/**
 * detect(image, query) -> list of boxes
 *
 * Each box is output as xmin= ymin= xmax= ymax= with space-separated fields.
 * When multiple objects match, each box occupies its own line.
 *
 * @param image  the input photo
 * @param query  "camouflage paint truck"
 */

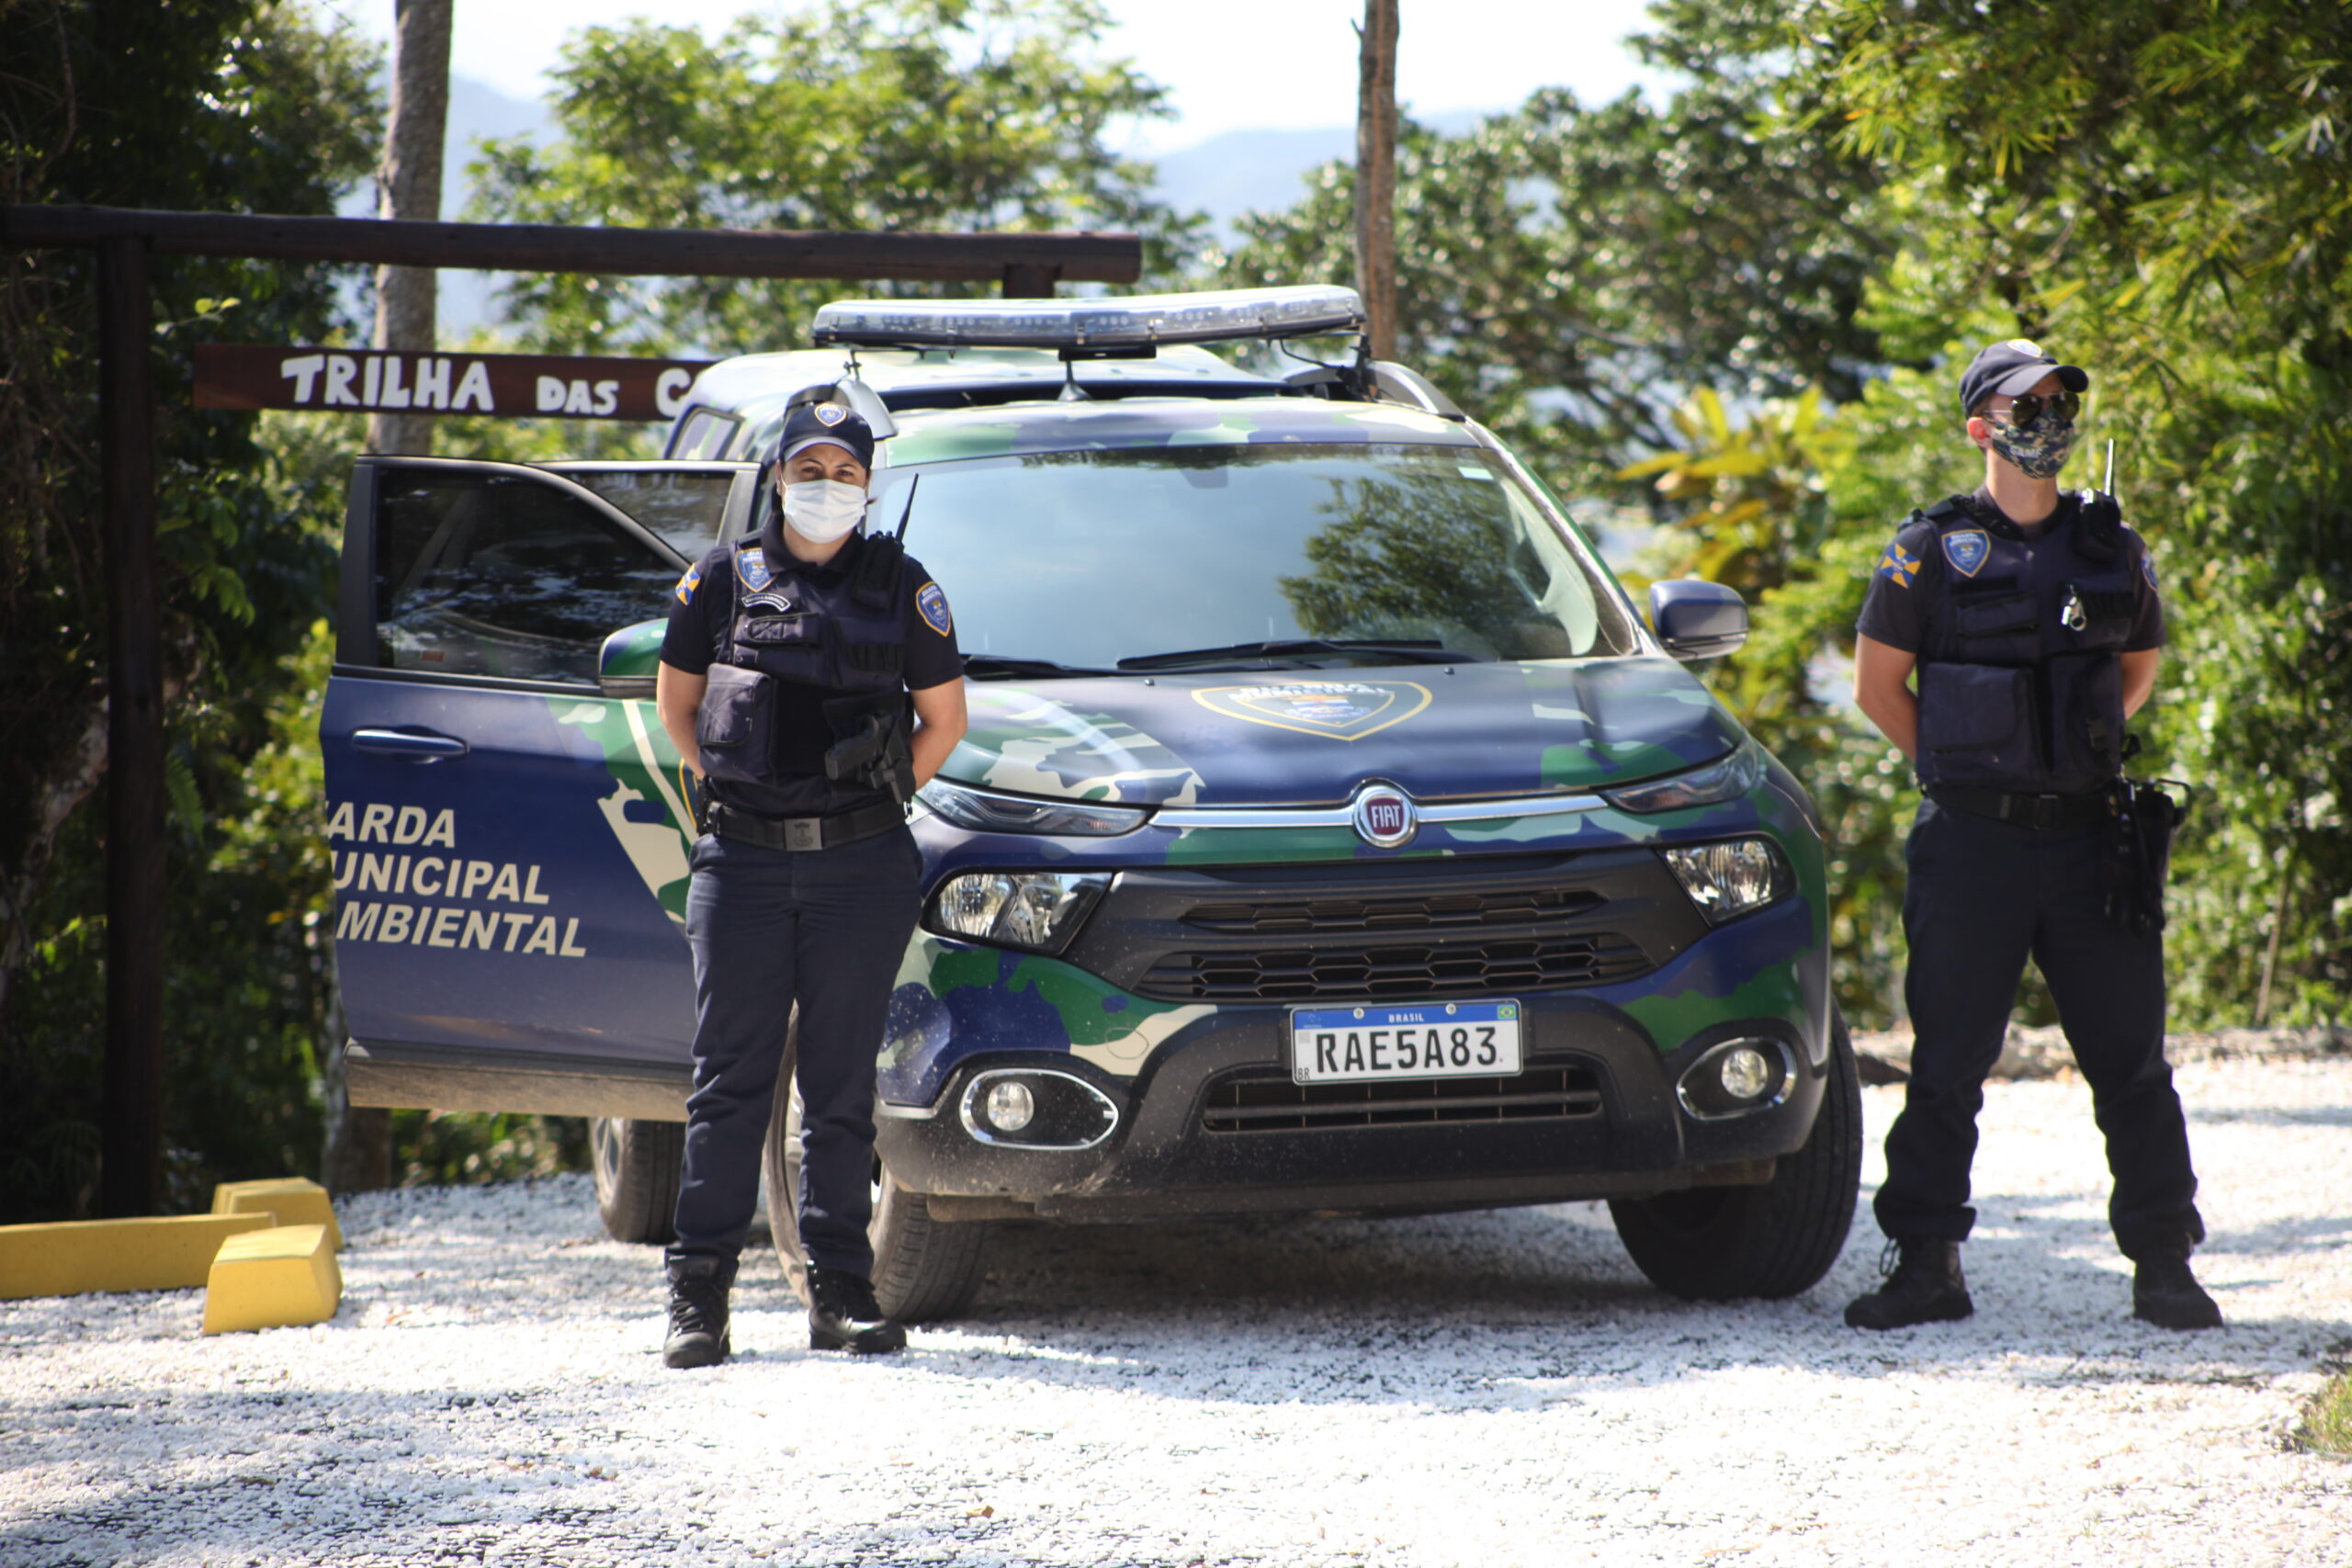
xmin=323 ymin=286 xmax=1860 ymax=1318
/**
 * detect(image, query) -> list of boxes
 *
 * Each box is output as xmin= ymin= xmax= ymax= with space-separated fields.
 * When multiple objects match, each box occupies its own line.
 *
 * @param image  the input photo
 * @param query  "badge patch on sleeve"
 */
xmin=1941 ymin=529 xmax=1991 ymax=577
xmin=674 ymin=563 xmax=702 ymax=604
xmin=916 ymin=581 xmax=953 ymax=637
xmin=1876 ymin=542 xmax=1919 ymax=587
xmin=735 ymin=546 xmax=774 ymax=592
xmin=2142 ymin=552 xmax=2159 ymax=592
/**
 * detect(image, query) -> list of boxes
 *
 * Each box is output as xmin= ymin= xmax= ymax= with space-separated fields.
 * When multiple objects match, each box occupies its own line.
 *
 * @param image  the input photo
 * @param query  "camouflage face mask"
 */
xmin=1985 ymin=411 xmax=2079 ymax=480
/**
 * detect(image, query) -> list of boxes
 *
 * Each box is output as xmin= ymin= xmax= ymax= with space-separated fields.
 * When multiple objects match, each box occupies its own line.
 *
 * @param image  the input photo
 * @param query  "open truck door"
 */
xmin=322 ymin=457 xmax=756 ymax=1122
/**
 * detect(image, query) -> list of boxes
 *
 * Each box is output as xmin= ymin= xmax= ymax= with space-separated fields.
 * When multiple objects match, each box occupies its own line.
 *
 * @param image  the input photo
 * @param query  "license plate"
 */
xmin=1289 ymin=1000 xmax=1522 ymax=1085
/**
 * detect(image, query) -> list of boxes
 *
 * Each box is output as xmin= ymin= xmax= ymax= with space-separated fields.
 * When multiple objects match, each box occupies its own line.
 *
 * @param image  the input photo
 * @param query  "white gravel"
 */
xmin=6 ymin=1056 xmax=2350 ymax=1568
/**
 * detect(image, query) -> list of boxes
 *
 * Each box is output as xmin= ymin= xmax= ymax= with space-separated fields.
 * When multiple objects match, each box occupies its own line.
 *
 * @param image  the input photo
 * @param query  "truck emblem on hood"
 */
xmin=1350 ymin=782 xmax=1419 ymax=848
xmin=1192 ymin=679 xmax=1431 ymax=741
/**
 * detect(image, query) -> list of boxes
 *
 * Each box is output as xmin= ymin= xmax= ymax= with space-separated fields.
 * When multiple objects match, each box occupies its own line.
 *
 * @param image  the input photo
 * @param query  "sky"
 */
xmin=328 ymin=0 xmax=1665 ymax=152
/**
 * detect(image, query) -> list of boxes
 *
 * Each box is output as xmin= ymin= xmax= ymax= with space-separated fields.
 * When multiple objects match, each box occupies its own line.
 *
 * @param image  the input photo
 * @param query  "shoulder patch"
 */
xmin=2143 ymin=551 xmax=2159 ymax=592
xmin=674 ymin=563 xmax=702 ymax=605
xmin=1941 ymin=528 xmax=1991 ymax=578
xmin=1875 ymin=541 xmax=1920 ymax=588
xmin=735 ymin=544 xmax=774 ymax=592
xmin=915 ymin=580 xmax=953 ymax=637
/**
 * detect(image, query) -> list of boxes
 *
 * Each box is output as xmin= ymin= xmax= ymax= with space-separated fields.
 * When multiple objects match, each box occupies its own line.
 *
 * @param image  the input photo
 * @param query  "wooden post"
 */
xmin=1001 ymin=263 xmax=1058 ymax=299
xmin=368 ymin=0 xmax=452 ymax=459
xmin=1354 ymin=0 xmax=1399 ymax=361
xmin=96 ymin=233 xmax=165 ymax=1219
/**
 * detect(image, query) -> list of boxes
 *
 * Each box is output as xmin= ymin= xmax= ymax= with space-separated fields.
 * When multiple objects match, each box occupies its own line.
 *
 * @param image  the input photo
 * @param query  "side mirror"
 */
xmin=1648 ymin=580 xmax=1748 ymax=660
xmin=599 ymin=619 xmax=665 ymax=699
xmin=831 ymin=375 xmax=898 ymax=442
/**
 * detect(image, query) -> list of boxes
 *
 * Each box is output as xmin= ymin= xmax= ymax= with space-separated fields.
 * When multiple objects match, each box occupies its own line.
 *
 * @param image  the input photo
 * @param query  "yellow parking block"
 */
xmin=201 ymin=1224 xmax=342 ymax=1335
xmin=0 ymin=1213 xmax=277 ymax=1300
xmin=211 ymin=1177 xmax=342 ymax=1250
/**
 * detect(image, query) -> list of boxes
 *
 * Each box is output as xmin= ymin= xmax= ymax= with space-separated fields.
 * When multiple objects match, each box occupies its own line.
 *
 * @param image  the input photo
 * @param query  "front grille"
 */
xmin=1203 ymin=1063 xmax=1604 ymax=1132
xmin=1182 ymin=886 xmax=1604 ymax=937
xmin=1136 ymin=932 xmax=1652 ymax=1003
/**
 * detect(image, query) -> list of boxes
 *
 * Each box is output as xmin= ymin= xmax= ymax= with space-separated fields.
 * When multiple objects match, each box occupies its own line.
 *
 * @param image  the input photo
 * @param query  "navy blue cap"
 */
xmin=773 ymin=388 xmax=876 ymax=471
xmin=1960 ymin=339 xmax=2088 ymax=415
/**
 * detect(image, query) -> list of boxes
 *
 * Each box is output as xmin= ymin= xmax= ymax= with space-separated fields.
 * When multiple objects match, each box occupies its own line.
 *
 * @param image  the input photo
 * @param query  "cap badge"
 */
xmin=2004 ymin=338 xmax=2042 ymax=355
xmin=814 ymin=401 xmax=847 ymax=426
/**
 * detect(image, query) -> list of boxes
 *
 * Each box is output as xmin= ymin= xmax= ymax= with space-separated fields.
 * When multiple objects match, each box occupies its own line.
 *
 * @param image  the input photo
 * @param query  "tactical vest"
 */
xmin=1910 ymin=492 xmax=2140 ymax=795
xmin=695 ymin=532 xmax=908 ymax=786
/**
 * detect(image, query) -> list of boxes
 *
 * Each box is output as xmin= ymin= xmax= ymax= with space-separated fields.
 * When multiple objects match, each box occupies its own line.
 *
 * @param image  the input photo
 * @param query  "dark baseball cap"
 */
xmin=774 ymin=387 xmax=876 ymax=471
xmin=1959 ymin=339 xmax=2088 ymax=415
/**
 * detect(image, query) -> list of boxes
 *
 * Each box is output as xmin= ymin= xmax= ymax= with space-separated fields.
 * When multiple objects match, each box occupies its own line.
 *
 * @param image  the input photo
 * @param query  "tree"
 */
xmin=1801 ymin=0 xmax=2352 ymax=1023
xmin=469 ymin=0 xmax=1201 ymax=357
xmin=1216 ymin=0 xmax=1893 ymax=491
xmin=0 ymin=0 xmax=381 ymax=1220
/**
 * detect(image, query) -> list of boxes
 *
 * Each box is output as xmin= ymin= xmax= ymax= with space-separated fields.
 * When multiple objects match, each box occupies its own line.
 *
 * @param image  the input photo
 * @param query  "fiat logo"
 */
xmin=1351 ymin=783 xmax=1418 ymax=849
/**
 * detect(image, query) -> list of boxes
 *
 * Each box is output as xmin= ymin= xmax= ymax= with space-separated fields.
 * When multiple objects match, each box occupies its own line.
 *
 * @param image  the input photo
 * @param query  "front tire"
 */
xmin=591 ymin=1116 xmax=684 ymax=1245
xmin=1609 ymin=1004 xmax=1863 ymax=1300
xmin=762 ymin=1010 xmax=991 ymax=1322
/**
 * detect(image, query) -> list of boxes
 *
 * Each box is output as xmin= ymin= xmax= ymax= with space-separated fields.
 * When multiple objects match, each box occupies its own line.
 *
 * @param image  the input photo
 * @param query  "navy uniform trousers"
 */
xmin=1876 ymin=797 xmax=2205 ymax=1260
xmin=669 ymin=824 xmax=923 ymax=1275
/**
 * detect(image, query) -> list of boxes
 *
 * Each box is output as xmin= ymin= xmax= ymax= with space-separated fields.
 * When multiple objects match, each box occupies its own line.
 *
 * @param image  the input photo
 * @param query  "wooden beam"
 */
xmin=96 ymin=233 xmax=165 ymax=1220
xmin=1 ymin=206 xmax=1143 ymax=285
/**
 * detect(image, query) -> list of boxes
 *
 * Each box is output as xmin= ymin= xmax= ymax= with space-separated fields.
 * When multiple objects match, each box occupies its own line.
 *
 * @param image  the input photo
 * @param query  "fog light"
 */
xmin=984 ymin=1079 xmax=1035 ymax=1134
xmin=958 ymin=1068 xmax=1122 ymax=1150
xmin=1719 ymin=1044 xmax=1772 ymax=1100
xmin=1676 ymin=1037 xmax=1794 ymax=1120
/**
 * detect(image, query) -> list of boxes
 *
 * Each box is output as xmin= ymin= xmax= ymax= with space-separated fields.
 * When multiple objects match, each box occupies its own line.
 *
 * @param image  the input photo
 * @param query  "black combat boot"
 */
xmin=2132 ymin=1250 xmax=2223 ymax=1329
xmin=662 ymin=1253 xmax=736 ymax=1369
xmin=807 ymin=1266 xmax=907 ymax=1354
xmin=1844 ymin=1237 xmax=1973 ymax=1329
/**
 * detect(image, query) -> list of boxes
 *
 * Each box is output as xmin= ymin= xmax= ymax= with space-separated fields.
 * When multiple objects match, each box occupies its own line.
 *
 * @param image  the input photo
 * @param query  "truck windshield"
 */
xmin=873 ymin=443 xmax=1636 ymax=671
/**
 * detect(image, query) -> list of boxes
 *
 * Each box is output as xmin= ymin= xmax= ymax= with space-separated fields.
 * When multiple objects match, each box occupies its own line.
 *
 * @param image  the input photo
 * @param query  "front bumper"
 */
xmin=877 ymin=989 xmax=1826 ymax=1223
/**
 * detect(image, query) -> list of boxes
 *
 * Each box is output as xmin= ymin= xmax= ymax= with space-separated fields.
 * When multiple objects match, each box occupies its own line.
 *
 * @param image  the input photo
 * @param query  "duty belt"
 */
xmin=707 ymin=798 xmax=904 ymax=852
xmin=1926 ymin=784 xmax=2109 ymax=831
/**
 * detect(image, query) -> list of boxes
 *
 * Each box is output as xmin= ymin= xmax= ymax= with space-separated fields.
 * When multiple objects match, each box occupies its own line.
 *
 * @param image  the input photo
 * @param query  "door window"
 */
xmin=373 ymin=471 xmax=683 ymax=685
xmin=549 ymin=466 xmax=744 ymax=555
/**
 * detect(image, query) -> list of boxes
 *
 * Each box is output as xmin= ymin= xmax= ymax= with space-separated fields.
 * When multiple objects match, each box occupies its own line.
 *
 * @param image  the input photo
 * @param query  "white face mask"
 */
xmin=781 ymin=479 xmax=868 ymax=544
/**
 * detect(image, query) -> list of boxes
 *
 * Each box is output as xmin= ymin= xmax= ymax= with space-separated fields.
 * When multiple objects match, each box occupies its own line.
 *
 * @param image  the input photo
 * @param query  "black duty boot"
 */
xmin=2132 ymin=1250 xmax=2223 ymax=1330
xmin=1844 ymin=1237 xmax=1973 ymax=1330
xmin=662 ymin=1254 xmax=736 ymax=1369
xmin=807 ymin=1266 xmax=907 ymax=1354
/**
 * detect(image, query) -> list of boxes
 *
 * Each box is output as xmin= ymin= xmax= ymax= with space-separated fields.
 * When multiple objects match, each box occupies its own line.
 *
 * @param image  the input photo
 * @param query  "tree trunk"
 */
xmin=334 ymin=0 xmax=450 ymax=1190
xmin=1354 ymin=0 xmax=1399 ymax=362
xmin=367 ymin=0 xmax=450 ymax=459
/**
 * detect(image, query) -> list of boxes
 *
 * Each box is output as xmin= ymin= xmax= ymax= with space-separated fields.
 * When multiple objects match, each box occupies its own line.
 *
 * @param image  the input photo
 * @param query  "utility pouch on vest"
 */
xmin=1917 ymin=663 xmax=2036 ymax=784
xmin=695 ymin=661 xmax=776 ymax=784
xmin=2045 ymin=650 xmax=2125 ymax=784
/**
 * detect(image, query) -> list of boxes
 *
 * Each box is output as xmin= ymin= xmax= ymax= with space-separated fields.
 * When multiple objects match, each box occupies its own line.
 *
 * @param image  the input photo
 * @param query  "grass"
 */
xmin=2292 ymin=1367 xmax=2352 ymax=1458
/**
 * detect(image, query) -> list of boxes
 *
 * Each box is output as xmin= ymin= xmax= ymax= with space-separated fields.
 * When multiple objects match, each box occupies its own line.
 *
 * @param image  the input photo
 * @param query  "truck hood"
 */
xmin=943 ymin=658 xmax=1746 ymax=808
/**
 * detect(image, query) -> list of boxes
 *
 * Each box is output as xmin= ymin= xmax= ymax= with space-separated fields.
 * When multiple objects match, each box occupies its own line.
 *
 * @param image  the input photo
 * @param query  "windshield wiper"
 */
xmin=1114 ymin=638 xmax=1483 ymax=671
xmin=962 ymin=653 xmax=1123 ymax=681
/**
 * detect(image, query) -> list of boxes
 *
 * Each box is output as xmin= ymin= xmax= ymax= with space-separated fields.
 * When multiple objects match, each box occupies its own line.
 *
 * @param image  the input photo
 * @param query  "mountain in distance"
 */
xmin=1146 ymin=111 xmax=1487 ymax=245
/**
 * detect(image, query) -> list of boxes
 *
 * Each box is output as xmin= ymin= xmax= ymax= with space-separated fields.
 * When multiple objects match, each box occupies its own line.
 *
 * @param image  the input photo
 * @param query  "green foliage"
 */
xmin=390 ymin=1111 xmax=592 ymax=1187
xmin=1214 ymin=0 xmax=1892 ymax=491
xmin=469 ymin=0 xmax=1201 ymax=356
xmin=1802 ymin=0 xmax=2352 ymax=1023
xmin=0 ymin=0 xmax=381 ymax=1221
xmin=2294 ymin=1367 xmax=2352 ymax=1458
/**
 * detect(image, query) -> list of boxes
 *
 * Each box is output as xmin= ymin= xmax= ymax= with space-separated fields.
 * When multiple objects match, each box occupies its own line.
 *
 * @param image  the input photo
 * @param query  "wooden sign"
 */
xmin=194 ymin=344 xmax=718 ymax=422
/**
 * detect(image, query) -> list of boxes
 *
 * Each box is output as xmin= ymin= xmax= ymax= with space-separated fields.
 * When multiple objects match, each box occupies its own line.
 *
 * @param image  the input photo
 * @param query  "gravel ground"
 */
xmin=6 ymin=1056 xmax=2349 ymax=1568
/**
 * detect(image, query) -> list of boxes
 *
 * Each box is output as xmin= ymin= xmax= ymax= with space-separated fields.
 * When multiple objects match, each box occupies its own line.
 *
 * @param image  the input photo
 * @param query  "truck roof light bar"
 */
xmin=810 ymin=286 xmax=1366 ymax=351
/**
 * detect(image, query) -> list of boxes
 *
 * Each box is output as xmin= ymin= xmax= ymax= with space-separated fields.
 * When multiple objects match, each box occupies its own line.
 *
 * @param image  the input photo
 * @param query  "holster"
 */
xmin=2102 ymin=777 xmax=2188 ymax=933
xmin=821 ymin=692 xmax=915 ymax=807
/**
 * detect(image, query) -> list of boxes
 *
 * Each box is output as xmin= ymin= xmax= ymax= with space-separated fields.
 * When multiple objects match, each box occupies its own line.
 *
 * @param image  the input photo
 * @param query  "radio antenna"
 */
xmin=2104 ymin=438 xmax=2116 ymax=497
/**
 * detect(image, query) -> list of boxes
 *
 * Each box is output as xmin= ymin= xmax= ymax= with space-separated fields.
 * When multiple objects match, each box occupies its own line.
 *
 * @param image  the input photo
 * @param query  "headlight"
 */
xmin=917 ymin=776 xmax=1147 ymax=837
xmin=1660 ymin=837 xmax=1791 ymax=923
xmin=924 ymin=870 xmax=1110 ymax=953
xmin=1603 ymin=741 xmax=1764 ymax=814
